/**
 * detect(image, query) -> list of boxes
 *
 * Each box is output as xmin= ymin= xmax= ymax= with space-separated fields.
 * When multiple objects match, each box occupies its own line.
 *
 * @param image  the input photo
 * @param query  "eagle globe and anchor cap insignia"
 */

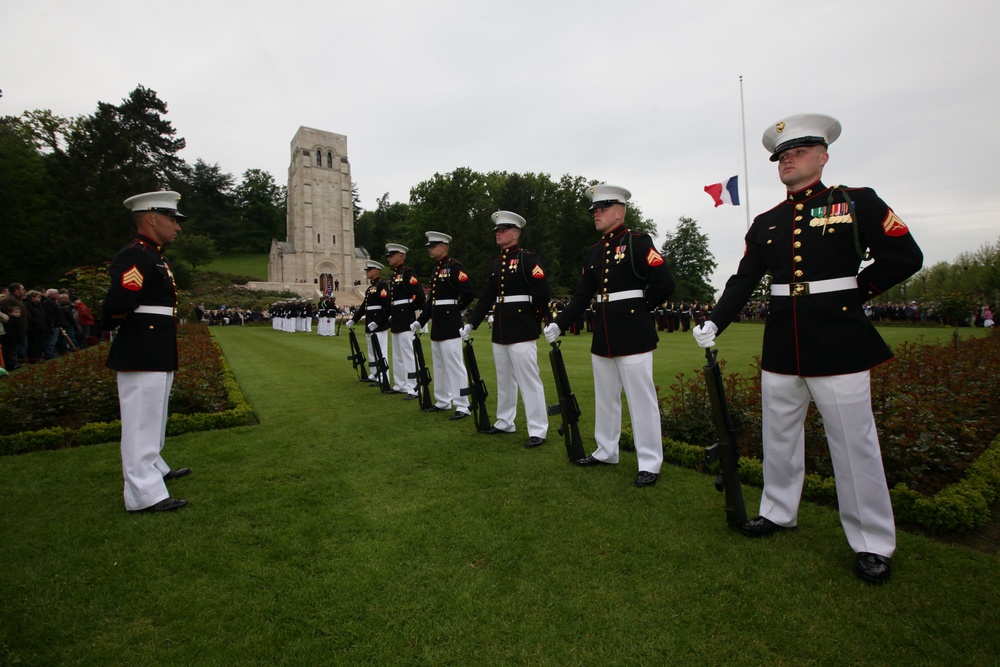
xmin=775 ymin=121 xmax=786 ymax=134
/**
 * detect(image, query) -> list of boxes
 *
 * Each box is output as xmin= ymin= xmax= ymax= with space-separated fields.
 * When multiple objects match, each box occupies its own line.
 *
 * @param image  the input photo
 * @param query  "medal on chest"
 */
xmin=810 ymin=202 xmax=853 ymax=235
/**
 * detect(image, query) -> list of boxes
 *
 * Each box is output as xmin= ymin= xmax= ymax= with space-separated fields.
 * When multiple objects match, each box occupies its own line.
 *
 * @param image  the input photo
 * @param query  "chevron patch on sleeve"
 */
xmin=882 ymin=210 xmax=910 ymax=237
xmin=121 ymin=265 xmax=143 ymax=291
xmin=646 ymin=249 xmax=665 ymax=267
xmin=531 ymin=265 xmax=545 ymax=278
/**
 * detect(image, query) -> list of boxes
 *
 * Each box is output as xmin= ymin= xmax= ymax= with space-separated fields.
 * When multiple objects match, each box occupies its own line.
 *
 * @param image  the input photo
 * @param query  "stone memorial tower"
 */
xmin=250 ymin=126 xmax=367 ymax=300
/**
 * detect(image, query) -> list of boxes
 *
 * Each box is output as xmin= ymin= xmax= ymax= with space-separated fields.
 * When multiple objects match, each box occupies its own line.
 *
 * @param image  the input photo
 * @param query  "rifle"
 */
xmin=369 ymin=330 xmax=392 ymax=393
xmin=409 ymin=332 xmax=433 ymax=410
xmin=460 ymin=338 xmax=492 ymax=433
xmin=346 ymin=328 xmax=368 ymax=382
xmin=547 ymin=340 xmax=586 ymax=462
xmin=700 ymin=336 xmax=749 ymax=530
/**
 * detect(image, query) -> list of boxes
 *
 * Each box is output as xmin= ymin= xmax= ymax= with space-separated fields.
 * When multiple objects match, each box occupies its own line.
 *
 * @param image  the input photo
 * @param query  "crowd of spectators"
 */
xmin=0 ymin=282 xmax=97 ymax=373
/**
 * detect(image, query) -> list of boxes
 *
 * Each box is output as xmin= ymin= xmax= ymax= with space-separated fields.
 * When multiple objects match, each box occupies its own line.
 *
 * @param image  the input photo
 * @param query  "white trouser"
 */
xmin=366 ymin=330 xmax=390 ymax=382
xmin=760 ymin=370 xmax=895 ymax=557
xmin=392 ymin=330 xmax=417 ymax=394
xmin=431 ymin=337 xmax=469 ymax=412
xmin=492 ymin=340 xmax=548 ymax=438
xmin=317 ymin=317 xmax=330 ymax=336
xmin=117 ymin=371 xmax=174 ymax=511
xmin=591 ymin=352 xmax=662 ymax=473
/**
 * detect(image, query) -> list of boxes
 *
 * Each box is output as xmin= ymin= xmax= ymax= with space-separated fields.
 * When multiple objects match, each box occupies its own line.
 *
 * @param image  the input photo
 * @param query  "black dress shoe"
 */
xmin=448 ymin=411 xmax=470 ymax=421
xmin=855 ymin=552 xmax=892 ymax=585
xmin=634 ymin=471 xmax=658 ymax=487
xmin=128 ymin=498 xmax=189 ymax=514
xmin=163 ymin=467 xmax=191 ymax=480
xmin=573 ymin=455 xmax=609 ymax=467
xmin=524 ymin=436 xmax=546 ymax=449
xmin=740 ymin=516 xmax=793 ymax=538
xmin=403 ymin=394 xmax=419 ymax=400
xmin=422 ymin=406 xmax=444 ymax=413
xmin=483 ymin=426 xmax=512 ymax=435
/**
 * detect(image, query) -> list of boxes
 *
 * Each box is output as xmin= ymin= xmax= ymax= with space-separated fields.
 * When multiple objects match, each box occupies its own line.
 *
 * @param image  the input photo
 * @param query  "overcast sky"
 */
xmin=3 ymin=0 xmax=998 ymax=292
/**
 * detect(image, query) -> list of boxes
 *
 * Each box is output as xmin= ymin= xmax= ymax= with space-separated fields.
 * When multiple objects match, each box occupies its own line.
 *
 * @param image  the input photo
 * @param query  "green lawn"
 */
xmin=1 ymin=323 xmax=996 ymax=665
xmin=203 ymin=252 xmax=268 ymax=279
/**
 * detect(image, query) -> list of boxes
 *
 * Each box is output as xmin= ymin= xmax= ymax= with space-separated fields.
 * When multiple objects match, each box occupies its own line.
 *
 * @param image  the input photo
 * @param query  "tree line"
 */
xmin=0 ymin=86 xmax=286 ymax=288
xmin=1 ymin=85 xmax=719 ymax=301
xmin=356 ymin=171 xmax=717 ymax=300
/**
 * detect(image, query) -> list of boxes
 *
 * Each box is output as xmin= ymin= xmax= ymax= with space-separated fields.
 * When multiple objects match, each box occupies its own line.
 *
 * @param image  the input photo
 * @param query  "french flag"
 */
xmin=704 ymin=175 xmax=740 ymax=207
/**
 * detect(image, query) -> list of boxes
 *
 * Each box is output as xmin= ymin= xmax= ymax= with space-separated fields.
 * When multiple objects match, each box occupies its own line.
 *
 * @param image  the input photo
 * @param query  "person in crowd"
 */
xmin=1 ymin=283 xmax=28 ymax=364
xmin=24 ymin=290 xmax=46 ymax=362
xmin=692 ymin=113 xmax=923 ymax=584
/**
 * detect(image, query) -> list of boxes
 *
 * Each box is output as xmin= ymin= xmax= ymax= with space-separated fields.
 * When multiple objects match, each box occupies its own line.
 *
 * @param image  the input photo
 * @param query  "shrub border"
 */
xmin=660 ymin=433 xmax=1000 ymax=534
xmin=0 ymin=351 xmax=257 ymax=456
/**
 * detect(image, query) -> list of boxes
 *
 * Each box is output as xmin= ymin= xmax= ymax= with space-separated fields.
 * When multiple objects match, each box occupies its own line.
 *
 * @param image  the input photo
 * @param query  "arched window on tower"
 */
xmin=316 ymin=149 xmax=322 ymax=166
xmin=327 ymin=151 xmax=333 ymax=168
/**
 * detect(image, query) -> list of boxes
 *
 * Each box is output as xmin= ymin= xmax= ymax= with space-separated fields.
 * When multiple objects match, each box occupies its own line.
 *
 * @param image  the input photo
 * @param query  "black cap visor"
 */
xmin=770 ymin=136 xmax=828 ymax=162
xmin=588 ymin=199 xmax=622 ymax=212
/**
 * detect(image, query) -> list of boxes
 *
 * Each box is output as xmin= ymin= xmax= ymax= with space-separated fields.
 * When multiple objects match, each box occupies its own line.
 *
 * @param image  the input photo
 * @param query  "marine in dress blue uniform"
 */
xmin=693 ymin=113 xmax=923 ymax=584
xmin=411 ymin=231 xmax=477 ymax=419
xmin=544 ymin=185 xmax=675 ymax=487
xmin=465 ymin=211 xmax=551 ymax=447
xmin=103 ymin=191 xmax=191 ymax=513
xmin=386 ymin=243 xmax=426 ymax=398
xmin=346 ymin=260 xmax=391 ymax=384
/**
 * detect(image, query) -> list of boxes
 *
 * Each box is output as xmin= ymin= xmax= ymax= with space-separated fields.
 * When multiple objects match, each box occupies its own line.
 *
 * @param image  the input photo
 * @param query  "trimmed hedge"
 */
xmin=662 ymin=433 xmax=1000 ymax=534
xmin=0 ymin=349 xmax=257 ymax=456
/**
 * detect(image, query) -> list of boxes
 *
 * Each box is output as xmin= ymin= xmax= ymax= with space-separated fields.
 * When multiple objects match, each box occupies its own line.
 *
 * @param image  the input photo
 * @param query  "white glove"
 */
xmin=409 ymin=321 xmax=421 ymax=334
xmin=487 ymin=315 xmax=494 ymax=326
xmin=543 ymin=323 xmax=561 ymax=343
xmin=345 ymin=319 xmax=355 ymax=329
xmin=459 ymin=324 xmax=473 ymax=340
xmin=693 ymin=321 xmax=718 ymax=349
xmin=367 ymin=321 xmax=378 ymax=332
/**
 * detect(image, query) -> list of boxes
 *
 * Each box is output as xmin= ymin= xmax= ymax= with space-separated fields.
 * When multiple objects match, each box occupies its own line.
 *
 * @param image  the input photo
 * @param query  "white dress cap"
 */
xmin=762 ymin=113 xmax=842 ymax=161
xmin=365 ymin=260 xmax=384 ymax=271
xmin=585 ymin=184 xmax=631 ymax=211
xmin=425 ymin=231 xmax=453 ymax=246
xmin=491 ymin=211 xmax=526 ymax=229
xmin=123 ymin=190 xmax=186 ymax=221
xmin=385 ymin=243 xmax=409 ymax=255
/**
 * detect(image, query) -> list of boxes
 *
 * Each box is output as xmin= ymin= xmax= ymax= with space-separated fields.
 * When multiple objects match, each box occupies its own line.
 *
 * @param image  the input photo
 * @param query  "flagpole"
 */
xmin=739 ymin=75 xmax=751 ymax=230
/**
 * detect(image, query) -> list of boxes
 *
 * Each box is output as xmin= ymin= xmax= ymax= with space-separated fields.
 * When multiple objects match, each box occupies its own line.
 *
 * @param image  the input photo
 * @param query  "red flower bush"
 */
xmin=0 ymin=324 xmax=230 ymax=436
xmin=661 ymin=331 xmax=1000 ymax=496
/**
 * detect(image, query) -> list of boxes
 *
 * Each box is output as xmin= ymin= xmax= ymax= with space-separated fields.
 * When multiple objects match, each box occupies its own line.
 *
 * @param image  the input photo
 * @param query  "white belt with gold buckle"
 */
xmin=598 ymin=289 xmax=644 ymax=303
xmin=771 ymin=276 xmax=858 ymax=297
xmin=134 ymin=305 xmax=174 ymax=316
